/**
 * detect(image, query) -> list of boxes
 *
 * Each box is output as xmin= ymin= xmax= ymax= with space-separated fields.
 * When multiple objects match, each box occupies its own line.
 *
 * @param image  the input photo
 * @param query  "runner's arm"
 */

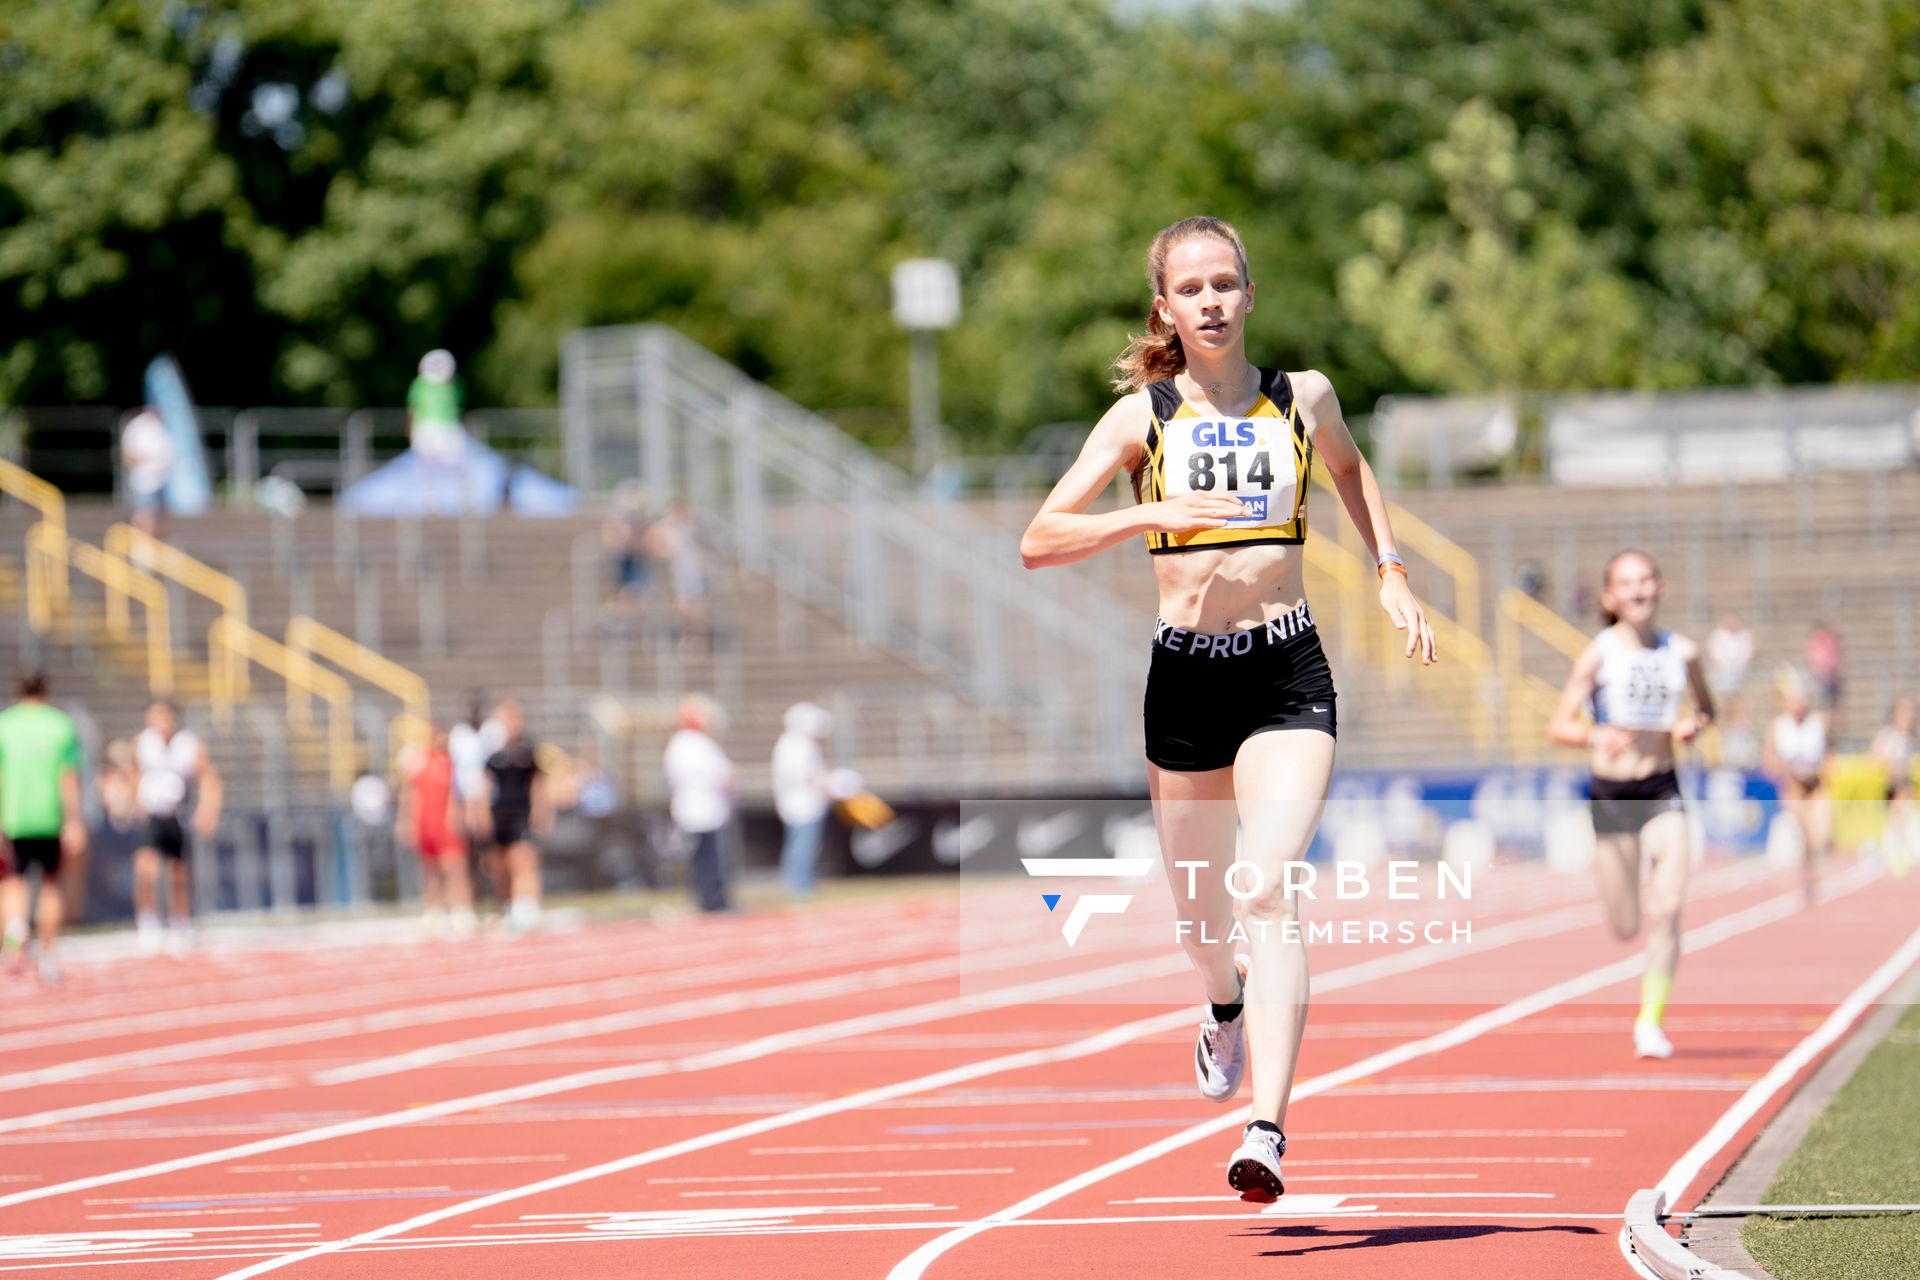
xmin=1548 ymin=643 xmax=1605 ymax=749
xmin=1674 ymin=634 xmax=1715 ymax=743
xmin=194 ymin=753 xmax=222 ymax=837
xmin=1020 ymin=393 xmax=1244 ymax=568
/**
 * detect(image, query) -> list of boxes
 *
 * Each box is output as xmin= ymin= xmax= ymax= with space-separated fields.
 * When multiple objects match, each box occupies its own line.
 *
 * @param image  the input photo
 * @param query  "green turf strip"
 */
xmin=1741 ymin=999 xmax=1920 ymax=1280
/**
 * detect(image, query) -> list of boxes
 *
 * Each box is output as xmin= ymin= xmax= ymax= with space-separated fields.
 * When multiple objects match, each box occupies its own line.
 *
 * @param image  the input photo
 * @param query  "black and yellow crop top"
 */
xmin=1133 ymin=368 xmax=1311 ymax=554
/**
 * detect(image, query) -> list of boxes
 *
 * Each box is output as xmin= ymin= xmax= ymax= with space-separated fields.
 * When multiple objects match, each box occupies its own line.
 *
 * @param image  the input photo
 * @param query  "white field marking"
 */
xmin=0 ymin=917 xmax=999 ymax=1094
xmin=647 ymin=1168 xmax=1013 ymax=1184
xmin=1279 ymin=1174 xmax=1481 ymax=1182
xmin=677 ymin=1188 xmax=884 ymax=1197
xmin=1325 ymin=1075 xmax=1745 ymax=1096
xmin=0 ymin=917 xmax=1057 ymax=1133
xmin=0 ymin=949 xmax=1191 ymax=1214
xmin=881 ymin=863 xmax=1876 ymax=1280
xmin=0 ymin=1080 xmax=293 ymax=1138
xmin=0 ymin=933 xmax=730 ymax=1054
xmin=0 ymin=1211 xmax=1647 ymax=1269
xmin=84 ymin=1188 xmax=451 ymax=1206
xmin=6 ymin=896 xmax=981 ymax=1052
xmin=82 ymin=1209 xmax=303 ymax=1220
xmin=1284 ymin=1156 xmax=1592 ymax=1167
xmin=1304 ymin=1128 xmax=1627 ymax=1140
xmin=1268 ymin=1191 xmax=1554 ymax=1200
xmin=307 ymin=912 xmax=1129 ymax=1086
xmin=1653 ymin=918 xmax=1920 ymax=1208
xmin=749 ymin=1140 xmax=1091 ymax=1156
xmin=202 ymin=865 xmax=1731 ymax=1279
xmin=226 ymin=1157 xmax=568 ymax=1174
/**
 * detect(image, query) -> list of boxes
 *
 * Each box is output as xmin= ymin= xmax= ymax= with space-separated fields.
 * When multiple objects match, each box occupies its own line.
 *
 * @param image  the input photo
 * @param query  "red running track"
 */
xmin=1 ymin=856 xmax=1916 ymax=1278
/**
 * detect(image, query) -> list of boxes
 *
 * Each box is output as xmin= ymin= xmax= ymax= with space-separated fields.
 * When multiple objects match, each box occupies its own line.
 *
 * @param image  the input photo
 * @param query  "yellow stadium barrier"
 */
xmin=285 ymin=615 xmax=432 ymax=755
xmin=2 ymin=458 xmax=68 ymax=620
xmin=23 ymin=523 xmax=174 ymax=696
xmin=104 ymin=523 xmax=250 ymax=700
xmin=209 ymin=616 xmax=357 ymax=791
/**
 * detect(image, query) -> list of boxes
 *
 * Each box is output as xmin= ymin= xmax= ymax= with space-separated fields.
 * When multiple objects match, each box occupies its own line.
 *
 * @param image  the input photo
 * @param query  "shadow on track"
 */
xmin=1247 ymin=1222 xmax=1601 ymax=1258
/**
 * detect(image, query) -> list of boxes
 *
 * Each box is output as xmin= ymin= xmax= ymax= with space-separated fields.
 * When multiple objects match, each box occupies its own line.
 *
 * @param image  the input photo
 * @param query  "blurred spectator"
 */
xmin=1871 ymin=699 xmax=1915 ymax=874
xmin=652 ymin=503 xmax=711 ymax=651
xmin=95 ymin=738 xmax=140 ymax=833
xmin=449 ymin=693 xmax=503 ymax=827
xmin=132 ymin=699 xmax=220 ymax=956
xmin=0 ymin=671 xmax=85 ymax=984
xmin=1706 ymin=613 xmax=1756 ymax=699
xmin=1716 ymin=695 xmax=1763 ymax=771
xmin=1804 ymin=620 xmax=1844 ymax=710
xmin=399 ymin=726 xmax=475 ymax=938
xmin=663 ymin=695 xmax=733 ymax=913
xmin=120 ymin=408 xmax=175 ymax=537
xmin=483 ymin=698 xmax=548 ymax=934
xmin=602 ymin=485 xmax=655 ymax=617
xmin=407 ymin=349 xmax=466 ymax=463
xmin=572 ymin=742 xmax=617 ymax=820
xmin=1514 ymin=560 xmax=1545 ymax=602
xmin=773 ymin=702 xmax=834 ymax=899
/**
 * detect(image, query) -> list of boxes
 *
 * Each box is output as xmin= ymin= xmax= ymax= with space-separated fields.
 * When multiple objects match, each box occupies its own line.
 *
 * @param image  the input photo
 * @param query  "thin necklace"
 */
xmin=1185 ymin=366 xmax=1253 ymax=406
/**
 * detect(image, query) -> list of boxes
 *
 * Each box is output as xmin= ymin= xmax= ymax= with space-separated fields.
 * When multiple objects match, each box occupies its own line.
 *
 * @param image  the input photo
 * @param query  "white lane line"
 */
xmin=201 ymin=869 xmax=1711 ymax=1278
xmin=0 ymin=919 xmax=1052 ymax=1134
xmin=1652 ymin=918 xmax=1920 ymax=1208
xmin=0 ymin=1210 xmax=1657 ymax=1270
xmin=0 ymin=859 xmax=1589 ymax=1151
xmin=750 ymin=1140 xmax=1091 ymax=1156
xmin=0 ymin=922 xmax=984 ymax=1096
xmin=677 ymin=1188 xmax=884 ymax=1198
xmin=0 ymin=1080 xmax=293 ymax=1137
xmin=0 ymin=950 xmax=1190 ymax=1214
xmin=227 ymin=1157 xmax=568 ymax=1174
xmin=881 ymin=863 xmax=1876 ymax=1280
xmin=1305 ymin=1128 xmax=1627 ymax=1140
xmin=647 ymin=1169 xmax=1013 ymax=1185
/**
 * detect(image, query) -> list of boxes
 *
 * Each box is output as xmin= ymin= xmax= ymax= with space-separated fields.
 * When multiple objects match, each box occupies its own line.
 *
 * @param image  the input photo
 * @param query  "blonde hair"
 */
xmin=1111 ymin=216 xmax=1251 ymax=393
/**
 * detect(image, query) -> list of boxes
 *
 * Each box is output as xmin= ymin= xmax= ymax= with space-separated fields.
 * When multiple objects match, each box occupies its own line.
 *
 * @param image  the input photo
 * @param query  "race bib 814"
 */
xmin=1163 ymin=418 xmax=1289 ymax=527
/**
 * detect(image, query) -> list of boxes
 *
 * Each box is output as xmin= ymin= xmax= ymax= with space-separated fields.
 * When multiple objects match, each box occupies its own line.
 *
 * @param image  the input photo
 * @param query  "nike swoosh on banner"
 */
xmin=850 ymin=821 xmax=921 ymax=869
xmin=932 ymin=816 xmax=996 ymax=865
xmin=1016 ymin=811 xmax=1087 ymax=858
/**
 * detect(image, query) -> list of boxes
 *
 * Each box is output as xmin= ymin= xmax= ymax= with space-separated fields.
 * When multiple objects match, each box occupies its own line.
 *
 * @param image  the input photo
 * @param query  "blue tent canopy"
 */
xmin=339 ymin=445 xmax=579 ymax=517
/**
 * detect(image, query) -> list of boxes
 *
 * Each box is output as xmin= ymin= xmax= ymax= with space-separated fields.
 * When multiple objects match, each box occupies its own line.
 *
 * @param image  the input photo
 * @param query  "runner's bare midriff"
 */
xmin=1152 ymin=542 xmax=1307 ymax=633
xmin=1591 ymin=732 xmax=1680 ymax=783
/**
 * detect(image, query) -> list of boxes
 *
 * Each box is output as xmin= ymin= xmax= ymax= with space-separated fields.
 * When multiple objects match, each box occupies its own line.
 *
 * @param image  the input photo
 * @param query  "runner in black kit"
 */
xmin=1020 ymin=216 xmax=1436 ymax=1202
xmin=482 ymin=698 xmax=549 ymax=934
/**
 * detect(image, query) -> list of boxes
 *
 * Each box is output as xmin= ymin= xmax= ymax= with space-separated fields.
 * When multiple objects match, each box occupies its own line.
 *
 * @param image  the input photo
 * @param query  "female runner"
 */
xmin=1869 ymin=698 xmax=1914 ymax=876
xmin=1020 ymin=216 xmax=1436 ymax=1201
xmin=1767 ymin=669 xmax=1831 ymax=902
xmin=1547 ymin=551 xmax=1713 ymax=1060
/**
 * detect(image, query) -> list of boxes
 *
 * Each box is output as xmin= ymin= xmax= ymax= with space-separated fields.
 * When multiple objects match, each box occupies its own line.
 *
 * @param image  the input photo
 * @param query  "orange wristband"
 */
xmin=1378 ymin=562 xmax=1408 ymax=581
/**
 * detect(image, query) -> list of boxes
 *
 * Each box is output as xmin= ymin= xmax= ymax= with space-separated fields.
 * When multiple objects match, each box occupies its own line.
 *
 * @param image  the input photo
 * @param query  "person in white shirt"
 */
xmin=663 ymin=695 xmax=733 ymax=912
xmin=1869 ymin=698 xmax=1914 ymax=876
xmin=132 ymin=701 xmax=221 ymax=954
xmin=120 ymin=409 xmax=176 ymax=537
xmin=773 ymin=703 xmax=834 ymax=899
xmin=1765 ymin=668 xmax=1831 ymax=903
xmin=1705 ymin=613 xmax=1755 ymax=700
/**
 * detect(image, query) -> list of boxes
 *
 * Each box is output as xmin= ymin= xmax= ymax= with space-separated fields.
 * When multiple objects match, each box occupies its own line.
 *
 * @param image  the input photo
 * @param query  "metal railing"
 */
xmin=104 ymin=522 xmax=250 ymax=698
xmin=1495 ymin=588 xmax=1591 ymax=761
xmin=284 ymin=615 xmax=432 ymax=752
xmin=209 ymin=616 xmax=358 ymax=791
xmin=562 ymin=324 xmax=1145 ymax=783
xmin=23 ymin=523 xmax=174 ymax=696
xmin=0 ymin=456 xmax=68 ymax=612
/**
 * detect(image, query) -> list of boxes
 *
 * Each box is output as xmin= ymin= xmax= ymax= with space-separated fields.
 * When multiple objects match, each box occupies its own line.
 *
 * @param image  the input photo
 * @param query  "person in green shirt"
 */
xmin=0 ymin=671 xmax=87 ymax=984
xmin=407 ymin=348 xmax=466 ymax=463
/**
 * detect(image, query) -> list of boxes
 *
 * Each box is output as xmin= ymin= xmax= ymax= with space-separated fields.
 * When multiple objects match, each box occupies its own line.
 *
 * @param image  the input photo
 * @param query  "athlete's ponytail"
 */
xmin=1112 ymin=216 xmax=1250 ymax=393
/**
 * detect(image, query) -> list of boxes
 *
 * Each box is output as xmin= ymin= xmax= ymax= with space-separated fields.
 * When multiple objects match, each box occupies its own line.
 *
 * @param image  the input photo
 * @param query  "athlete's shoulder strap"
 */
xmin=1146 ymin=378 xmax=1182 ymax=424
xmin=1260 ymin=368 xmax=1295 ymax=417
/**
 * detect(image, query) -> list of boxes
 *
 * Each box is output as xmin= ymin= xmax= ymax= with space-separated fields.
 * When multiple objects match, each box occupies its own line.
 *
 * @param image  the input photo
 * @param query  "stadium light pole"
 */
xmin=892 ymin=259 xmax=960 ymax=481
